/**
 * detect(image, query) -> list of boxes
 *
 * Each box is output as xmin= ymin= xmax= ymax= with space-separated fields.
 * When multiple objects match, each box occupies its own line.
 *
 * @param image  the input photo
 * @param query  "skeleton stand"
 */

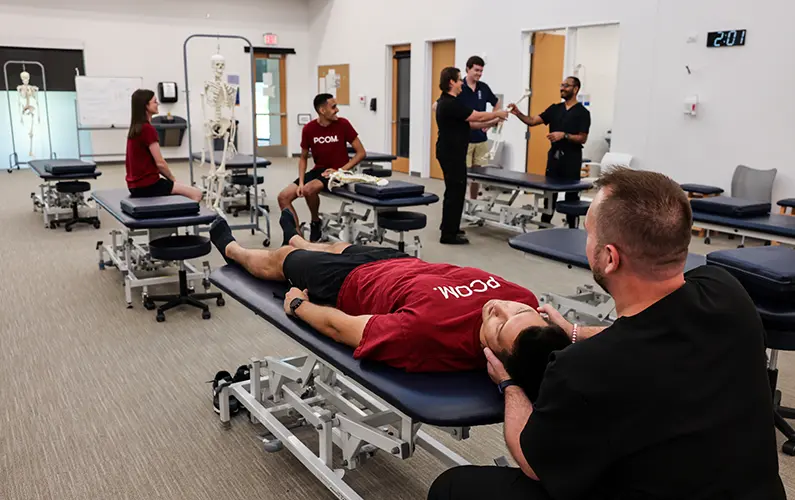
xmin=3 ymin=61 xmax=54 ymax=173
xmin=184 ymin=34 xmax=265 ymax=242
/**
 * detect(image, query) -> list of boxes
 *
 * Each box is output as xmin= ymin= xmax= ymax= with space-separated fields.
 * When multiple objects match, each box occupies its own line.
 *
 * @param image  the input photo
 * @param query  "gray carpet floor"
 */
xmin=0 ymin=158 xmax=792 ymax=499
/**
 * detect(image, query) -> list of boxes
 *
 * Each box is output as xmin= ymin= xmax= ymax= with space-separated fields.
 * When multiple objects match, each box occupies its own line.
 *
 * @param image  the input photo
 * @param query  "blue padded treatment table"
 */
xmin=209 ymin=265 xmax=504 ymax=427
xmin=29 ymin=159 xmax=101 ymax=180
xmin=93 ymin=189 xmax=217 ymax=229
xmin=468 ymin=166 xmax=592 ymax=192
xmin=692 ymin=212 xmax=795 ymax=239
xmin=690 ymin=196 xmax=770 ymax=217
xmin=508 ymin=228 xmax=707 ymax=273
xmin=120 ymin=195 xmax=200 ymax=219
xmin=191 ymin=152 xmax=271 ymax=169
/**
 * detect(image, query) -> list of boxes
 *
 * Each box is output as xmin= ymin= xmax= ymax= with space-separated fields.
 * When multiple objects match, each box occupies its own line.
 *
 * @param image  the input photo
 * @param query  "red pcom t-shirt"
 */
xmin=300 ymin=118 xmax=358 ymax=171
xmin=125 ymin=122 xmax=161 ymax=188
xmin=336 ymin=258 xmax=539 ymax=372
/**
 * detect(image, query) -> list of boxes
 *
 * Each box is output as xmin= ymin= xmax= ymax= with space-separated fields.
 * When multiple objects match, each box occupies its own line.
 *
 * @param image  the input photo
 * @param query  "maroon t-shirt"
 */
xmin=301 ymin=118 xmax=358 ymax=171
xmin=336 ymin=258 xmax=539 ymax=372
xmin=125 ymin=122 xmax=161 ymax=188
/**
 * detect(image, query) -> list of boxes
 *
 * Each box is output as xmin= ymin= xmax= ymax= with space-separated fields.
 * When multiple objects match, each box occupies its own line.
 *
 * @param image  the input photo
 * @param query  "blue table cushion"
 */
xmin=468 ymin=167 xmax=593 ymax=192
xmin=555 ymin=200 xmax=591 ymax=216
xmin=706 ymin=247 xmax=795 ymax=303
xmin=354 ymin=180 xmax=424 ymax=199
xmin=209 ymin=265 xmax=504 ymax=427
xmin=328 ymin=189 xmax=439 ymax=208
xmin=29 ymin=159 xmax=102 ymax=181
xmin=690 ymin=196 xmax=770 ymax=217
xmin=93 ymin=189 xmax=217 ymax=229
xmin=120 ymin=195 xmax=200 ymax=219
xmin=680 ymin=183 xmax=724 ymax=196
xmin=778 ymin=198 xmax=795 ymax=209
xmin=692 ymin=212 xmax=795 ymax=239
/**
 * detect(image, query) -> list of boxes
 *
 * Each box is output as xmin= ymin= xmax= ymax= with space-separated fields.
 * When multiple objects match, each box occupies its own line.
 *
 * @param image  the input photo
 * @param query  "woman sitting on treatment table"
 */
xmin=125 ymin=89 xmax=202 ymax=201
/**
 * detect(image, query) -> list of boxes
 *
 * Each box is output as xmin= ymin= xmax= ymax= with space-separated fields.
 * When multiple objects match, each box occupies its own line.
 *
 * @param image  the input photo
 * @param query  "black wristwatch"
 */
xmin=497 ymin=379 xmax=519 ymax=394
xmin=289 ymin=297 xmax=305 ymax=316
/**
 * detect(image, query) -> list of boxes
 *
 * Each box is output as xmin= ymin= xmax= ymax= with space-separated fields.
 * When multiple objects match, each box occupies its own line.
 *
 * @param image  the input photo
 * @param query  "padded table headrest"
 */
xmin=706 ymin=247 xmax=795 ymax=304
xmin=690 ymin=196 xmax=770 ymax=218
xmin=354 ymin=180 xmax=424 ymax=199
xmin=120 ymin=195 xmax=200 ymax=219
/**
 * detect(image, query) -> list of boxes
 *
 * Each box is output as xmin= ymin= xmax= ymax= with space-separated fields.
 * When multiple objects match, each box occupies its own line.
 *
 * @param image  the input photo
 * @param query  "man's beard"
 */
xmin=592 ymin=266 xmax=610 ymax=294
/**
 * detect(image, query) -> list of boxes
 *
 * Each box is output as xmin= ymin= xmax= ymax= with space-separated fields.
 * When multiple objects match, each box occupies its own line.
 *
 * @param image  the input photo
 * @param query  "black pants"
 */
xmin=438 ymin=155 xmax=467 ymax=236
xmin=541 ymin=148 xmax=583 ymax=228
xmin=428 ymin=466 xmax=552 ymax=500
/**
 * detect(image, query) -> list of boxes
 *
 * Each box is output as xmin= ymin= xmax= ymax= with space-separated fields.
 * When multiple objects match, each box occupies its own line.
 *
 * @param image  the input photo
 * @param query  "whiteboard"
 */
xmin=75 ymin=76 xmax=143 ymax=128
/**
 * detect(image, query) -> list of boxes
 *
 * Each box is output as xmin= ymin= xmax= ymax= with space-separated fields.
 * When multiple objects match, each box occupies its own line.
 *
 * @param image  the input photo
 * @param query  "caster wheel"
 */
xmin=783 ymin=441 xmax=795 ymax=456
xmin=225 ymin=207 xmax=232 ymax=214
xmin=143 ymin=299 xmax=155 ymax=311
xmin=202 ymin=310 xmax=211 ymax=320
xmin=251 ymin=229 xmax=255 ymax=236
xmin=738 ymin=245 xmax=745 ymax=249
xmin=99 ymin=262 xmax=105 ymax=270
xmin=49 ymin=221 xmax=57 ymax=229
xmin=156 ymin=312 xmax=165 ymax=322
xmin=65 ymin=226 xmax=73 ymax=233
xmin=232 ymin=211 xmax=239 ymax=218
xmin=263 ymin=238 xmax=270 ymax=247
xmin=704 ymin=237 xmax=711 ymax=245
xmin=202 ymin=278 xmax=211 ymax=289
xmin=217 ymin=297 xmax=225 ymax=307
xmin=93 ymin=220 xmax=101 ymax=229
xmin=188 ymin=287 xmax=195 ymax=293
xmin=263 ymin=439 xmax=283 ymax=453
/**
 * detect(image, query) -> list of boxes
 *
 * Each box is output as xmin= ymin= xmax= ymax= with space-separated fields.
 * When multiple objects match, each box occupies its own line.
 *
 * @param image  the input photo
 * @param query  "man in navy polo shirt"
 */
xmin=458 ymin=56 xmax=500 ymax=199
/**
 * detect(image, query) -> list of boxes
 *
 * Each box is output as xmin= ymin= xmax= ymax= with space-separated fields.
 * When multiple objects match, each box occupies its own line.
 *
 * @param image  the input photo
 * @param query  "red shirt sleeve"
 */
xmin=141 ymin=122 xmax=159 ymax=146
xmin=353 ymin=313 xmax=414 ymax=370
xmin=342 ymin=118 xmax=358 ymax=144
xmin=300 ymin=123 xmax=312 ymax=150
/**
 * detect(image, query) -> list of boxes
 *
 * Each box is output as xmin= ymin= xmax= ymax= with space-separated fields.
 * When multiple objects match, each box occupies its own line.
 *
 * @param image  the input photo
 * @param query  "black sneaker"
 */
xmin=211 ymin=371 xmax=241 ymax=415
xmin=310 ymin=220 xmax=322 ymax=242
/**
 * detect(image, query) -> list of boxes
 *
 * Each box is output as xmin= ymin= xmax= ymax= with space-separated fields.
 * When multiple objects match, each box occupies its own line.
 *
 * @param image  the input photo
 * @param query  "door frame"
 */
xmin=426 ymin=38 xmax=456 ymax=180
xmin=385 ymin=42 xmax=412 ymax=173
xmin=252 ymin=52 xmax=288 ymax=157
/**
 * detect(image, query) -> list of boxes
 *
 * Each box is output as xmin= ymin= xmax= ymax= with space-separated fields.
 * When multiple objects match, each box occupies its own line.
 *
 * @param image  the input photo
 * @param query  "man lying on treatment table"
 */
xmin=210 ymin=209 xmax=570 ymax=395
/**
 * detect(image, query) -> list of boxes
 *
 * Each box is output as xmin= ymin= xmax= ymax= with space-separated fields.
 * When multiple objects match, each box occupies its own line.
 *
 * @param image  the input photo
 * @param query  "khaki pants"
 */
xmin=465 ymin=141 xmax=490 ymax=167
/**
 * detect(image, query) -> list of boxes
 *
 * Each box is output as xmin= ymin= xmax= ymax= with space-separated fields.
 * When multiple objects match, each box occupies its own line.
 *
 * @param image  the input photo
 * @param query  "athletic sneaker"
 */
xmin=211 ymin=370 xmax=241 ymax=415
xmin=310 ymin=220 xmax=323 ymax=242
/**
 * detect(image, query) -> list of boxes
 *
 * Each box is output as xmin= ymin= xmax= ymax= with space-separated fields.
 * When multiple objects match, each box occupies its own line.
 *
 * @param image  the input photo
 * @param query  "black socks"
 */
xmin=280 ymin=209 xmax=299 ymax=246
xmin=209 ymin=217 xmax=236 ymax=266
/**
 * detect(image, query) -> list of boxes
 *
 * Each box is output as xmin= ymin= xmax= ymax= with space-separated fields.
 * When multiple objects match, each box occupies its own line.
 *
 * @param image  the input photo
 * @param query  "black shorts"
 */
xmin=293 ymin=168 xmax=331 ymax=190
xmin=129 ymin=177 xmax=174 ymax=198
xmin=282 ymin=245 xmax=409 ymax=306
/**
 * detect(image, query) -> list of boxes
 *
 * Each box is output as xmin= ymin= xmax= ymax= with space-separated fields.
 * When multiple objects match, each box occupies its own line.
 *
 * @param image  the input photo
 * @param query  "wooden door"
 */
xmin=254 ymin=53 xmax=288 ymax=157
xmin=391 ymin=44 xmax=411 ymax=173
xmin=525 ymin=33 xmax=565 ymax=174
xmin=429 ymin=40 xmax=455 ymax=179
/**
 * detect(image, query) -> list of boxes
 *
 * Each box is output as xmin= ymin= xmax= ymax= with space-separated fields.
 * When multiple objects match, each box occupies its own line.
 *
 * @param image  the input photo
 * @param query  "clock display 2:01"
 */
xmin=708 ymin=30 xmax=746 ymax=47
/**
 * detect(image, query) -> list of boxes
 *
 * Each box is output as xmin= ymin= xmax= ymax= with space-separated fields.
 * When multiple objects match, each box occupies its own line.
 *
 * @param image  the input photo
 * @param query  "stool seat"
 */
xmin=757 ymin=300 xmax=795 ymax=339
xmin=149 ymin=235 xmax=211 ymax=261
xmin=555 ymin=200 xmax=591 ymax=217
xmin=765 ymin=329 xmax=795 ymax=352
xmin=363 ymin=167 xmax=392 ymax=178
xmin=378 ymin=211 xmax=427 ymax=231
xmin=778 ymin=198 xmax=795 ymax=208
xmin=230 ymin=175 xmax=264 ymax=187
xmin=680 ymin=183 xmax=724 ymax=196
xmin=56 ymin=181 xmax=91 ymax=194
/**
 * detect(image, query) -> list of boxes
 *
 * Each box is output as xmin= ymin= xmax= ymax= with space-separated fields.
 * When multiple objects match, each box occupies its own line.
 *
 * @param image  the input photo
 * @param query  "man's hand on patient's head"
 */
xmin=537 ymin=304 xmax=573 ymax=337
xmin=284 ymin=287 xmax=310 ymax=316
xmin=484 ymin=347 xmax=511 ymax=385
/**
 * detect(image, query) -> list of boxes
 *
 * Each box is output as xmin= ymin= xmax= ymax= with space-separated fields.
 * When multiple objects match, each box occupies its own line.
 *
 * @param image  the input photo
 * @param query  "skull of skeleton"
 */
xmin=20 ymin=71 xmax=30 ymax=85
xmin=211 ymin=54 xmax=226 ymax=79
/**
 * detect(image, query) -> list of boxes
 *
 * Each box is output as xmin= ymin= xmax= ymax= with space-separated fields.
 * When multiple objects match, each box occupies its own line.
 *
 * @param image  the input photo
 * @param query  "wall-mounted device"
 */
xmin=684 ymin=95 xmax=699 ymax=116
xmin=158 ymin=82 xmax=178 ymax=103
xmin=706 ymin=30 xmax=746 ymax=48
xmin=369 ymin=98 xmax=377 ymax=112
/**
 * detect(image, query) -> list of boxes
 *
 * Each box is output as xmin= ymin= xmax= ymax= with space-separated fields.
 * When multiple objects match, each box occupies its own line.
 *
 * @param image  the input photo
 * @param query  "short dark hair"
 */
xmin=500 ymin=324 xmax=571 ymax=401
xmin=439 ymin=67 xmax=461 ymax=92
xmin=466 ymin=56 xmax=485 ymax=70
xmin=593 ymin=168 xmax=693 ymax=279
xmin=567 ymin=76 xmax=581 ymax=90
xmin=313 ymin=93 xmax=334 ymax=112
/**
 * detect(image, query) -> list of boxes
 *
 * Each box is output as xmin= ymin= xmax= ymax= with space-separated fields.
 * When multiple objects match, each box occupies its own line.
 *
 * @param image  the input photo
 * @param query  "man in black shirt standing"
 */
xmin=435 ymin=66 xmax=508 ymax=244
xmin=428 ymin=168 xmax=786 ymax=500
xmin=510 ymin=77 xmax=590 ymax=227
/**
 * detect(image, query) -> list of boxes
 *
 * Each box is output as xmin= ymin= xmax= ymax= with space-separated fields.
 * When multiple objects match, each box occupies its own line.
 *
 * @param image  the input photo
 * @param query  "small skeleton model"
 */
xmin=486 ymin=89 xmax=531 ymax=163
xmin=17 ymin=70 xmax=40 ymax=157
xmin=327 ymin=170 xmax=389 ymax=190
xmin=200 ymin=53 xmax=239 ymax=212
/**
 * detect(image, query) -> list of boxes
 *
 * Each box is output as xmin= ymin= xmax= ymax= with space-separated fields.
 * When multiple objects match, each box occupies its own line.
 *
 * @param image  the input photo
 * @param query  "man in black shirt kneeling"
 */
xmin=428 ymin=168 xmax=786 ymax=500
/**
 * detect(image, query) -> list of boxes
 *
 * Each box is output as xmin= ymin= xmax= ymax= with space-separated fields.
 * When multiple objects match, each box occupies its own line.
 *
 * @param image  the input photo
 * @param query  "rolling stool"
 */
xmin=778 ymin=199 xmax=795 ymax=216
xmin=225 ymin=174 xmax=266 ymax=217
xmin=707 ymin=246 xmax=795 ymax=455
xmin=55 ymin=181 xmax=101 ymax=232
xmin=145 ymin=235 xmax=224 ymax=322
xmin=362 ymin=167 xmax=392 ymax=178
xmin=555 ymin=200 xmax=591 ymax=229
xmin=377 ymin=211 xmax=426 ymax=253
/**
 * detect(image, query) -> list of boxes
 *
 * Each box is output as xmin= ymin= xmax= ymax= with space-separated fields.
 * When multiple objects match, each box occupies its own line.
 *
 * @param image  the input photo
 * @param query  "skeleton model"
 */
xmin=17 ymin=70 xmax=40 ymax=157
xmin=200 ymin=53 xmax=239 ymax=211
xmin=327 ymin=170 xmax=389 ymax=191
xmin=486 ymin=89 xmax=531 ymax=163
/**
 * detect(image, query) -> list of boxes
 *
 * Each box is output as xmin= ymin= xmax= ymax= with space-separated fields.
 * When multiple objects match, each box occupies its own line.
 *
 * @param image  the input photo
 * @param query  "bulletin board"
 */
xmin=317 ymin=64 xmax=350 ymax=105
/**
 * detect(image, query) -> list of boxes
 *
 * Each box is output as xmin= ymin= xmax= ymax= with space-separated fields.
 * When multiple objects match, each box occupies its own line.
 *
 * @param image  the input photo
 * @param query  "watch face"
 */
xmin=290 ymin=298 xmax=303 ymax=311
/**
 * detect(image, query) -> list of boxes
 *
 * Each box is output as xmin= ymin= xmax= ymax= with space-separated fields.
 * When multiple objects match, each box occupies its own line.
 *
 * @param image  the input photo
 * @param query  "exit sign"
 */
xmin=263 ymin=33 xmax=278 ymax=46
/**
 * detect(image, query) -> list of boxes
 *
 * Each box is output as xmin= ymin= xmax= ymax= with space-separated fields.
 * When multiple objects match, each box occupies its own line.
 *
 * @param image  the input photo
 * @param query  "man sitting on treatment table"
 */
xmin=428 ymin=168 xmax=786 ymax=500
xmin=209 ymin=209 xmax=571 ymax=392
xmin=276 ymin=93 xmax=366 ymax=243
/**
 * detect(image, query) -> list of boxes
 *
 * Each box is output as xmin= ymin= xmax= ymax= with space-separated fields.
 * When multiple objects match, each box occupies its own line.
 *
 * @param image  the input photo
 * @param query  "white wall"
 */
xmin=308 ymin=0 xmax=795 ymax=202
xmin=0 ymin=0 xmax=312 ymax=163
xmin=571 ymin=24 xmax=620 ymax=163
